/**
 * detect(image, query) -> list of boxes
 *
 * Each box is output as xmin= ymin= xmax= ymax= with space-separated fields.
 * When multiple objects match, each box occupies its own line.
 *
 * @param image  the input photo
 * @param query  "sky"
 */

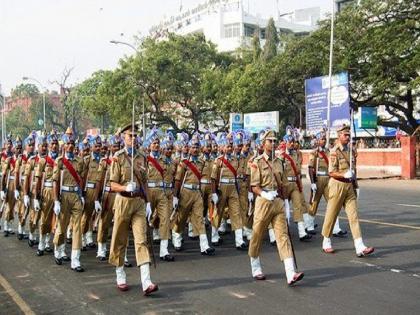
xmin=0 ymin=0 xmax=332 ymax=96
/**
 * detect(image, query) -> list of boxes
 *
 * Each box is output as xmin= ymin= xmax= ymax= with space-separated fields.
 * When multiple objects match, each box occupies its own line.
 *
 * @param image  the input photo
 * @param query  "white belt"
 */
xmin=9 ymin=176 xmax=15 ymax=180
xmin=183 ymin=183 xmax=200 ymax=190
xmin=105 ymin=186 xmax=111 ymax=192
xmin=44 ymin=181 xmax=53 ymax=188
xmin=287 ymin=176 xmax=297 ymax=182
xmin=20 ymin=175 xmax=26 ymax=181
xmin=148 ymin=181 xmax=164 ymax=188
xmin=200 ymin=179 xmax=211 ymax=184
xmin=317 ymin=171 xmax=328 ymax=176
xmin=86 ymin=182 xmax=96 ymax=189
xmin=163 ymin=182 xmax=173 ymax=188
xmin=61 ymin=185 xmax=79 ymax=192
xmin=220 ymin=178 xmax=236 ymax=184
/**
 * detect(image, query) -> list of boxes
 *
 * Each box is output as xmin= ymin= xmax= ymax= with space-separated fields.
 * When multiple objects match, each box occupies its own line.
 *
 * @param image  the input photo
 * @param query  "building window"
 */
xmin=244 ymin=24 xmax=256 ymax=37
xmin=223 ymin=23 xmax=240 ymax=38
xmin=260 ymin=28 xmax=266 ymax=39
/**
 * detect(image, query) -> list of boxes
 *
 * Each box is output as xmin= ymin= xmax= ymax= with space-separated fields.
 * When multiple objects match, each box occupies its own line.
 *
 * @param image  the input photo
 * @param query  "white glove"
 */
xmin=311 ymin=183 xmax=317 ymax=191
xmin=248 ymin=192 xmax=254 ymax=203
xmin=34 ymin=199 xmax=41 ymax=211
xmin=23 ymin=195 xmax=30 ymax=208
xmin=53 ymin=200 xmax=61 ymax=215
xmin=80 ymin=196 xmax=85 ymax=206
xmin=94 ymin=200 xmax=102 ymax=213
xmin=261 ymin=191 xmax=275 ymax=201
xmin=172 ymin=197 xmax=179 ymax=209
xmin=270 ymin=191 xmax=278 ymax=199
xmin=211 ymin=193 xmax=218 ymax=204
xmin=343 ymin=170 xmax=353 ymax=179
xmin=14 ymin=190 xmax=20 ymax=200
xmin=125 ymin=182 xmax=136 ymax=192
xmin=355 ymin=188 xmax=360 ymax=200
xmin=0 ymin=191 xmax=5 ymax=201
xmin=146 ymin=202 xmax=152 ymax=222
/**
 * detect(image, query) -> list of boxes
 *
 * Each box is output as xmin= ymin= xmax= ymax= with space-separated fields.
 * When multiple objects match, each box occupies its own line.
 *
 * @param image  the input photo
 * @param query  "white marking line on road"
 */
xmin=350 ymin=260 xmax=419 ymax=280
xmin=396 ymin=203 xmax=420 ymax=208
xmin=0 ymin=272 xmax=36 ymax=315
xmin=316 ymin=214 xmax=420 ymax=230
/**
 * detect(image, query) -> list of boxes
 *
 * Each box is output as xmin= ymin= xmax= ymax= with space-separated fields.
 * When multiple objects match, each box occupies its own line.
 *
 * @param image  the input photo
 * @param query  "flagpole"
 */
xmin=326 ymin=0 xmax=335 ymax=147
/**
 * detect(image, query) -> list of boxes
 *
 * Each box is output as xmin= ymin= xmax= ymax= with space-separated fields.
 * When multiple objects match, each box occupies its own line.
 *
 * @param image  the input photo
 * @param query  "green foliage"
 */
xmin=261 ymin=18 xmax=279 ymax=63
xmin=11 ymin=83 xmax=39 ymax=98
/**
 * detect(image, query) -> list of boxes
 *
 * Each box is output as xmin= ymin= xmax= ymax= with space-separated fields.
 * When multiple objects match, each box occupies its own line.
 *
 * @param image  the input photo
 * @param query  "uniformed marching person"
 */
xmin=236 ymin=131 xmax=254 ymax=241
xmin=21 ymin=134 xmax=40 ymax=246
xmin=144 ymin=128 xmax=174 ymax=262
xmin=33 ymin=132 xmax=59 ymax=256
xmin=210 ymin=133 xmax=247 ymax=250
xmin=248 ymin=129 xmax=304 ymax=285
xmin=15 ymin=134 xmax=36 ymax=241
xmin=308 ymin=131 xmax=347 ymax=237
xmin=280 ymin=135 xmax=311 ymax=241
xmin=96 ymin=135 xmax=121 ymax=261
xmin=108 ymin=123 xmax=158 ymax=295
xmin=80 ymin=135 xmax=103 ymax=250
xmin=321 ymin=125 xmax=374 ymax=257
xmin=159 ymin=132 xmax=178 ymax=235
xmin=52 ymin=131 xmax=86 ymax=272
xmin=171 ymin=135 xmax=215 ymax=255
xmin=199 ymin=132 xmax=215 ymax=225
xmin=1 ymin=136 xmax=21 ymax=236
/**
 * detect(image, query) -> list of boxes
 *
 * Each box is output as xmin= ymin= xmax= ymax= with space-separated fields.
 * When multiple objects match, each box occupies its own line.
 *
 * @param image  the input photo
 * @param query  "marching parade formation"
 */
xmin=0 ymin=123 xmax=374 ymax=296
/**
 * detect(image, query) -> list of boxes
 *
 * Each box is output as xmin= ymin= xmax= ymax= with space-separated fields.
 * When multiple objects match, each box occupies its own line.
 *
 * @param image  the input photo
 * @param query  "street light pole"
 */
xmin=110 ymin=39 xmax=146 ymax=138
xmin=22 ymin=76 xmax=47 ymax=131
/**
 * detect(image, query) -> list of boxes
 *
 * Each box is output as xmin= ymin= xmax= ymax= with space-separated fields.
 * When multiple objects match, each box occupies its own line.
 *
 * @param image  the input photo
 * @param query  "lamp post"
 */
xmin=22 ymin=76 xmax=47 ymax=131
xmin=110 ymin=40 xmax=146 ymax=138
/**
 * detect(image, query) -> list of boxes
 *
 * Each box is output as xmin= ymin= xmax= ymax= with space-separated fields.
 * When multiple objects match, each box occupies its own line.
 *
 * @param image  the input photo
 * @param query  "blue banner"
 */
xmin=305 ymin=72 xmax=350 ymax=133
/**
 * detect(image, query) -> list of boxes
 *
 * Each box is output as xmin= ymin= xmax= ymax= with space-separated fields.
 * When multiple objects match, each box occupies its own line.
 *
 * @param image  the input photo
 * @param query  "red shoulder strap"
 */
xmin=22 ymin=155 xmax=28 ymax=162
xmin=45 ymin=156 xmax=55 ymax=167
xmin=147 ymin=156 xmax=164 ymax=179
xmin=62 ymin=157 xmax=83 ymax=187
xmin=183 ymin=159 xmax=202 ymax=180
xmin=105 ymin=158 xmax=112 ymax=166
xmin=10 ymin=158 xmax=16 ymax=169
xmin=319 ymin=151 xmax=329 ymax=166
xmin=282 ymin=153 xmax=299 ymax=177
xmin=221 ymin=156 xmax=237 ymax=178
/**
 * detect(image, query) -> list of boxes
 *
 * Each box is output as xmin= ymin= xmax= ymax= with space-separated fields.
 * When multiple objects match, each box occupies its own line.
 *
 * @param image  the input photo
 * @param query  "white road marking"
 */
xmin=396 ymin=203 xmax=420 ymax=208
xmin=350 ymin=260 xmax=419 ymax=279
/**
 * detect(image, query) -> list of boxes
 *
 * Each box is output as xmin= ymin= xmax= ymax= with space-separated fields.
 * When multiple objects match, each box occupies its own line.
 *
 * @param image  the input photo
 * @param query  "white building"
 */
xmin=149 ymin=0 xmax=319 ymax=53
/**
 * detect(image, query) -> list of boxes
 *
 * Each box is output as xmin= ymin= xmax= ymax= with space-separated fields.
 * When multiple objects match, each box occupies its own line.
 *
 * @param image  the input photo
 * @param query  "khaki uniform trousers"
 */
xmin=108 ymin=195 xmax=150 ymax=267
xmin=17 ymin=190 xmax=28 ymax=226
xmin=212 ymin=184 xmax=242 ymax=231
xmin=173 ymin=188 xmax=205 ymax=235
xmin=149 ymin=188 xmax=170 ymax=240
xmin=308 ymin=176 xmax=329 ymax=216
xmin=28 ymin=205 xmax=40 ymax=233
xmin=81 ymin=188 xmax=96 ymax=235
xmin=39 ymin=187 xmax=54 ymax=235
xmin=188 ymin=183 xmax=212 ymax=235
xmin=239 ymin=181 xmax=252 ymax=229
xmin=164 ymin=188 xmax=175 ymax=230
xmin=321 ymin=179 xmax=362 ymax=239
xmin=97 ymin=192 xmax=116 ymax=243
xmin=53 ymin=192 xmax=83 ymax=250
xmin=3 ymin=181 xmax=16 ymax=222
xmin=249 ymin=196 xmax=293 ymax=260
xmin=284 ymin=182 xmax=306 ymax=222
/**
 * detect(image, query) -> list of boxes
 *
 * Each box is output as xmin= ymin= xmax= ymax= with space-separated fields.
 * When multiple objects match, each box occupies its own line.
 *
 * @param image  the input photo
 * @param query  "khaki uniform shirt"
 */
xmin=211 ymin=154 xmax=239 ymax=181
xmin=109 ymin=149 xmax=147 ymax=188
xmin=52 ymin=156 xmax=85 ymax=187
xmin=250 ymin=152 xmax=286 ymax=190
xmin=308 ymin=148 xmax=329 ymax=174
xmin=175 ymin=157 xmax=203 ymax=186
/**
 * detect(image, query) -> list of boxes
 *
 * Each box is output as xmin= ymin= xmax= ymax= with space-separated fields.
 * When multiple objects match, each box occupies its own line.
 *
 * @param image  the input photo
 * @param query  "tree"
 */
xmin=252 ymin=29 xmax=262 ymax=62
xmin=11 ymin=83 xmax=39 ymax=98
xmin=261 ymin=18 xmax=279 ymax=62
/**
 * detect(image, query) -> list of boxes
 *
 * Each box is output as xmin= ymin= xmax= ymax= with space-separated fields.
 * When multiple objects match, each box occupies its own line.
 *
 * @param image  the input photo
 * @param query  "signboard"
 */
xmin=229 ymin=113 xmax=243 ymax=132
xmin=244 ymin=111 xmax=279 ymax=134
xmin=305 ymin=72 xmax=350 ymax=133
xmin=359 ymin=107 xmax=377 ymax=129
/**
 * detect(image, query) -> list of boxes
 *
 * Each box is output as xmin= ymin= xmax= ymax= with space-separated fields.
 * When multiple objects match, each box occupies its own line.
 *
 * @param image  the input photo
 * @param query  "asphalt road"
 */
xmin=0 ymin=179 xmax=419 ymax=315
